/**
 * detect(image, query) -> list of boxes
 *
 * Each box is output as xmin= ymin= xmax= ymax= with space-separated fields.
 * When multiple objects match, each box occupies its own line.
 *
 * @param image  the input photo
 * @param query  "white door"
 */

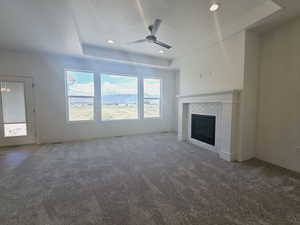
xmin=0 ymin=76 xmax=36 ymax=146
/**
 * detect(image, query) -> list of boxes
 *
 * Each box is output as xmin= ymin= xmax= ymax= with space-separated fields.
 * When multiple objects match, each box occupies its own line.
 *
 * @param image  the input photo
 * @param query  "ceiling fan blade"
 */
xmin=127 ymin=39 xmax=147 ymax=45
xmin=154 ymin=40 xmax=172 ymax=49
xmin=149 ymin=19 xmax=162 ymax=35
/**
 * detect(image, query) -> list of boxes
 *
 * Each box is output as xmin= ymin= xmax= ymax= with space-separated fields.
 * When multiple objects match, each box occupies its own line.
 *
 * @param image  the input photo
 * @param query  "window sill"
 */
xmin=101 ymin=118 xmax=140 ymax=122
xmin=67 ymin=120 xmax=96 ymax=124
xmin=66 ymin=117 xmax=163 ymax=124
xmin=144 ymin=117 xmax=162 ymax=120
xmin=4 ymin=135 xmax=28 ymax=138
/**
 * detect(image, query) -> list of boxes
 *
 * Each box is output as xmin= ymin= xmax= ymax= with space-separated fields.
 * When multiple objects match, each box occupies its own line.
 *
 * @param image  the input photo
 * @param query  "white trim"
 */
xmin=138 ymin=75 xmax=144 ymax=120
xmin=143 ymin=77 xmax=162 ymax=119
xmin=100 ymin=118 xmax=140 ymax=122
xmin=64 ymin=70 xmax=96 ymax=122
xmin=177 ymin=90 xmax=241 ymax=99
xmin=189 ymin=138 xmax=217 ymax=153
xmin=2 ymin=122 xmax=27 ymax=124
xmin=64 ymin=69 xmax=166 ymax=123
xmin=94 ymin=73 xmax=102 ymax=122
xmin=178 ymin=90 xmax=241 ymax=162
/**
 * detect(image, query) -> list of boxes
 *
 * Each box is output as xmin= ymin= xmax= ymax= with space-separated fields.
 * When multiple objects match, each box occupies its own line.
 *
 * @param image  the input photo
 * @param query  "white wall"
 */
xmin=257 ymin=17 xmax=300 ymax=173
xmin=177 ymin=31 xmax=263 ymax=163
xmin=178 ymin=31 xmax=246 ymax=96
xmin=0 ymin=50 xmax=177 ymax=144
xmin=237 ymin=31 xmax=260 ymax=161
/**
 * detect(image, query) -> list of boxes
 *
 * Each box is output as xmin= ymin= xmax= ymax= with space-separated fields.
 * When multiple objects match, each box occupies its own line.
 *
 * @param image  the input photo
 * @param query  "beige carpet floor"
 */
xmin=0 ymin=133 xmax=299 ymax=225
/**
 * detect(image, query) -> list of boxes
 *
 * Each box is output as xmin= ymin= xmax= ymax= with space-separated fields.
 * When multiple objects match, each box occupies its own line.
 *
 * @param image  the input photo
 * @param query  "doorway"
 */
xmin=0 ymin=76 xmax=36 ymax=146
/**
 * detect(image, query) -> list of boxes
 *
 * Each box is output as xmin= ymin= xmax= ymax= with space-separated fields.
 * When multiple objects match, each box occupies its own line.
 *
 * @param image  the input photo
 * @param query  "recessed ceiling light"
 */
xmin=209 ymin=3 xmax=220 ymax=12
xmin=159 ymin=50 xmax=164 ymax=54
xmin=107 ymin=40 xmax=114 ymax=44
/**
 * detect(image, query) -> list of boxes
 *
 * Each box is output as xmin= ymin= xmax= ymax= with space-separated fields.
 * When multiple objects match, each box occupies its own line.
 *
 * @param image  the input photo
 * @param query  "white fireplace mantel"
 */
xmin=177 ymin=90 xmax=241 ymax=162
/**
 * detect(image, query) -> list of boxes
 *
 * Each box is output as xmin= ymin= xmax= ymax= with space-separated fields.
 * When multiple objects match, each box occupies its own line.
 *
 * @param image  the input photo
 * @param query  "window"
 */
xmin=144 ymin=78 xmax=161 ymax=118
xmin=65 ymin=71 xmax=163 ymax=122
xmin=101 ymin=74 xmax=138 ymax=120
xmin=1 ymin=81 xmax=27 ymax=137
xmin=66 ymin=71 xmax=94 ymax=121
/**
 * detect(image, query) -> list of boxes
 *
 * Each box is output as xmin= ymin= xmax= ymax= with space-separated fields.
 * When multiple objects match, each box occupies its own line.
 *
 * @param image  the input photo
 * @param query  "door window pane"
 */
xmin=101 ymin=74 xmax=138 ymax=120
xmin=144 ymin=79 xmax=161 ymax=118
xmin=66 ymin=71 xmax=95 ymax=121
xmin=1 ymin=81 xmax=28 ymax=137
xmin=4 ymin=124 xmax=27 ymax=137
xmin=1 ymin=81 xmax=26 ymax=123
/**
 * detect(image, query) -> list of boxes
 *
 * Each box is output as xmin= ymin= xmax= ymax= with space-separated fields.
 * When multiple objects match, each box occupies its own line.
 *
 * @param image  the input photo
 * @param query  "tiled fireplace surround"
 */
xmin=177 ymin=90 xmax=241 ymax=162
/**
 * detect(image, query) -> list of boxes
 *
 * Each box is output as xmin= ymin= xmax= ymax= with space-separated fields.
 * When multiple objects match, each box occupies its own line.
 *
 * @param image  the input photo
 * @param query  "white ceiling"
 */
xmin=251 ymin=0 xmax=300 ymax=32
xmin=0 ymin=0 xmax=298 ymax=60
xmin=71 ymin=0 xmax=269 ymax=56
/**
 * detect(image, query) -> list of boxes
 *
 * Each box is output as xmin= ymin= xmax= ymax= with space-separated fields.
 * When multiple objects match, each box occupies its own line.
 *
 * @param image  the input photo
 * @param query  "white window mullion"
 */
xmin=0 ymin=88 xmax=4 ymax=137
xmin=139 ymin=76 xmax=144 ymax=120
xmin=94 ymin=73 xmax=101 ymax=122
xmin=159 ymin=78 xmax=163 ymax=118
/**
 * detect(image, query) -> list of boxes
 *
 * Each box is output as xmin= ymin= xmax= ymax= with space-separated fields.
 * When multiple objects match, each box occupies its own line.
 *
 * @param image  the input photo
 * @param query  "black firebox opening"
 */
xmin=191 ymin=114 xmax=216 ymax=146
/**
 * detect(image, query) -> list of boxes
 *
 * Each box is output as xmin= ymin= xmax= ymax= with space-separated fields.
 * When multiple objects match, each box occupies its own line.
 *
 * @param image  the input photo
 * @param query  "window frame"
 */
xmin=100 ymin=73 xmax=140 ymax=122
xmin=64 ymin=69 xmax=164 ymax=123
xmin=64 ymin=69 xmax=96 ymax=123
xmin=142 ymin=77 xmax=163 ymax=119
xmin=0 ymin=75 xmax=36 ymax=146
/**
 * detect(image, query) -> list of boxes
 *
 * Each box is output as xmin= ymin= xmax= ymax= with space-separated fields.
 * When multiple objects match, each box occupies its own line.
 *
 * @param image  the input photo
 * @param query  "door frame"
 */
xmin=0 ymin=76 xmax=36 ymax=147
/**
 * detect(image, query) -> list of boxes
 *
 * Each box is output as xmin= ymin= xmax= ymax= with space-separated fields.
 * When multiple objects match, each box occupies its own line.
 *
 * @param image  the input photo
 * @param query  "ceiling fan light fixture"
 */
xmin=107 ymin=39 xmax=114 ymax=44
xmin=159 ymin=50 xmax=164 ymax=54
xmin=209 ymin=3 xmax=220 ymax=12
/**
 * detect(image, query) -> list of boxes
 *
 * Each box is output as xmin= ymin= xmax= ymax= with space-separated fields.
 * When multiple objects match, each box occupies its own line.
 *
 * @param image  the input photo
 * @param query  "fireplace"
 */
xmin=191 ymin=114 xmax=216 ymax=146
xmin=177 ymin=90 xmax=241 ymax=161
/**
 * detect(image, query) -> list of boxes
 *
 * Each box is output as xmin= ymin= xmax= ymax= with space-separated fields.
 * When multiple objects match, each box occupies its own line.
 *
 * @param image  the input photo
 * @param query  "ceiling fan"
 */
xmin=128 ymin=19 xmax=172 ymax=49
